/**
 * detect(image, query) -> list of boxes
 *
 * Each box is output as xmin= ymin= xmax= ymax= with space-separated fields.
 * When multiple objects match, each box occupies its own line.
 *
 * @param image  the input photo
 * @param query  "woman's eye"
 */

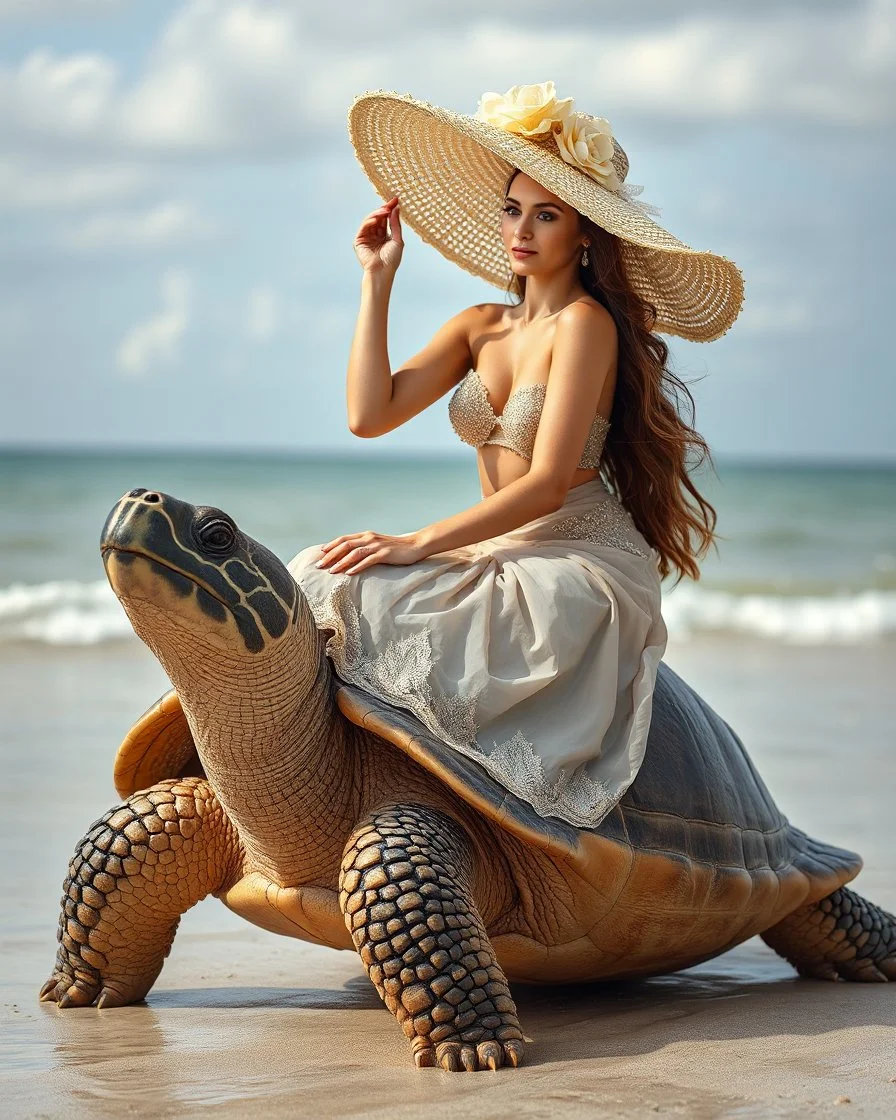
xmin=501 ymin=206 xmax=553 ymax=220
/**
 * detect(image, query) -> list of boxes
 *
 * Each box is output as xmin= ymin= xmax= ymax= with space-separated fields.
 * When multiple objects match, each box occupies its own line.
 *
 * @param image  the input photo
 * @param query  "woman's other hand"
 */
xmin=315 ymin=528 xmax=424 ymax=574
xmin=354 ymin=196 xmax=404 ymax=277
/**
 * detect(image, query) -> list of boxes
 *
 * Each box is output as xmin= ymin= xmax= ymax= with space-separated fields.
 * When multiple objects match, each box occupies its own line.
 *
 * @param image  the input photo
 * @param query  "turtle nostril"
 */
xmin=143 ymin=492 xmax=161 ymax=504
xmin=128 ymin=488 xmax=147 ymax=498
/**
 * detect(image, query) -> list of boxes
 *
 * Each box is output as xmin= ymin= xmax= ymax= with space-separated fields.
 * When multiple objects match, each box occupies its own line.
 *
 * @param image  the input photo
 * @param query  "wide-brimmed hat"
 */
xmin=347 ymin=83 xmax=744 ymax=342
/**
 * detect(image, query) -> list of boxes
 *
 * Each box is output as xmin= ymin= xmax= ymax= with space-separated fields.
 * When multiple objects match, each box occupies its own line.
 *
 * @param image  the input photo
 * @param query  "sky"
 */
xmin=0 ymin=0 xmax=892 ymax=461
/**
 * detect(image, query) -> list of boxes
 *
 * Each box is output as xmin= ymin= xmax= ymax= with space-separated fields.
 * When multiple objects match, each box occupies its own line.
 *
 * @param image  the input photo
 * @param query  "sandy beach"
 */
xmin=2 ymin=634 xmax=894 ymax=1118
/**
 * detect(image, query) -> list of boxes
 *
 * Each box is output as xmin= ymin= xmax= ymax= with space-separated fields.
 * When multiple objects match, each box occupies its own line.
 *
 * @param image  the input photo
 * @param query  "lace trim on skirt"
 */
xmin=304 ymin=573 xmax=618 ymax=827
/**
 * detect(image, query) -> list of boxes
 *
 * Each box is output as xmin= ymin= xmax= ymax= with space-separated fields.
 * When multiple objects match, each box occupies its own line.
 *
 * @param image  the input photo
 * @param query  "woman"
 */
xmin=288 ymin=82 xmax=744 ymax=829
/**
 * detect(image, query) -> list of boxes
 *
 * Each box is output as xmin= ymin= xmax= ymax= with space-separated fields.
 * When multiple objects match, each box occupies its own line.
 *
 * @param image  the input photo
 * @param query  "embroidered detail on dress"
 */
xmin=302 ymin=574 xmax=480 ymax=748
xmin=298 ymin=570 xmax=617 ymax=828
xmin=486 ymin=730 xmax=617 ymax=826
xmin=549 ymin=499 xmax=649 ymax=558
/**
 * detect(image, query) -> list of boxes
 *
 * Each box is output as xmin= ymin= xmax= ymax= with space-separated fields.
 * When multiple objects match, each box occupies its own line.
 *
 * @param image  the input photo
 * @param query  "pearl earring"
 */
xmin=581 ymin=245 xmax=589 ymax=267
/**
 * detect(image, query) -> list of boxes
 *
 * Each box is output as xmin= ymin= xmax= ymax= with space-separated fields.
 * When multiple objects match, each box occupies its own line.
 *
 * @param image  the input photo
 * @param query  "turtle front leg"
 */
xmin=340 ymin=803 xmax=524 ymax=1072
xmin=40 ymin=778 xmax=240 ymax=1009
xmin=762 ymin=887 xmax=896 ymax=982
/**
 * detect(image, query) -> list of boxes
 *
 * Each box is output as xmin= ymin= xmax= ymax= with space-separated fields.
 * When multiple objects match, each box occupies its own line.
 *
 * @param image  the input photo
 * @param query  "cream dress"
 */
xmin=287 ymin=370 xmax=668 ymax=830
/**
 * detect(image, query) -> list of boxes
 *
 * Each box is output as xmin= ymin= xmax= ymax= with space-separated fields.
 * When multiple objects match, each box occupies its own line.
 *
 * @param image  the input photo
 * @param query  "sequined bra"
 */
xmin=448 ymin=369 xmax=610 ymax=469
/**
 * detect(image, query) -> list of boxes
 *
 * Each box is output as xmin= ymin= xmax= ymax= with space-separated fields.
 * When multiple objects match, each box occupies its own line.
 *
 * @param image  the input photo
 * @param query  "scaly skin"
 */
xmin=39 ymin=490 xmax=896 ymax=1073
xmin=762 ymin=887 xmax=896 ymax=982
xmin=340 ymin=804 xmax=524 ymax=1071
xmin=40 ymin=778 xmax=240 ymax=1008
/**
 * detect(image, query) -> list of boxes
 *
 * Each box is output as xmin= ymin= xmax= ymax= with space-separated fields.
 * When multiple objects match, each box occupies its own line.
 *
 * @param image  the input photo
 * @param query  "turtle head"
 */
xmin=101 ymin=489 xmax=306 ymax=680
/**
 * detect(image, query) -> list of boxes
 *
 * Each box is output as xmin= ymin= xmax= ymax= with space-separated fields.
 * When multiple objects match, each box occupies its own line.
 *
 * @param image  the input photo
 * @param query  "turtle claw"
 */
xmin=797 ymin=961 xmax=840 ymax=982
xmin=412 ymin=1036 xmax=524 ymax=1072
xmin=878 ymin=956 xmax=896 ymax=980
xmin=39 ymin=978 xmax=59 ymax=1001
xmin=838 ymin=959 xmax=889 ymax=983
xmin=503 ymin=1038 xmax=524 ymax=1067
xmin=421 ymin=1038 xmax=523 ymax=1072
xmin=95 ymin=988 xmax=129 ymax=1009
xmin=478 ymin=1040 xmax=502 ymax=1070
xmin=40 ymin=967 xmax=98 ymax=1007
xmin=413 ymin=1045 xmax=436 ymax=1068
xmin=436 ymin=1042 xmax=462 ymax=1072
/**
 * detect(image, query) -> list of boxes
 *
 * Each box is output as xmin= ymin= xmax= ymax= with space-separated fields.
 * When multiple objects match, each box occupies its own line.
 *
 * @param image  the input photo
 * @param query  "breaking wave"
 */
xmin=1 ymin=579 xmax=895 ymax=648
xmin=0 ymin=580 xmax=131 ymax=646
xmin=663 ymin=584 xmax=896 ymax=644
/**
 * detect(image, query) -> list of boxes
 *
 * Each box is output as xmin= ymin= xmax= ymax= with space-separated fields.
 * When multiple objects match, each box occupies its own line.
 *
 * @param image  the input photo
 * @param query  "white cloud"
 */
xmin=0 ymin=156 xmax=146 ymax=209
xmin=299 ymin=0 xmax=866 ymax=39
xmin=0 ymin=48 xmax=120 ymax=147
xmin=0 ymin=1 xmax=891 ymax=164
xmin=246 ymin=285 xmax=279 ymax=341
xmin=116 ymin=269 xmax=191 ymax=376
xmin=60 ymin=200 xmax=216 ymax=251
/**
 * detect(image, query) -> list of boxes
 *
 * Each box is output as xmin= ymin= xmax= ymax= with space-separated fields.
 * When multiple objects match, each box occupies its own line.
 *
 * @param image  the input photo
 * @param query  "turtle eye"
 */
xmin=196 ymin=517 xmax=236 ymax=555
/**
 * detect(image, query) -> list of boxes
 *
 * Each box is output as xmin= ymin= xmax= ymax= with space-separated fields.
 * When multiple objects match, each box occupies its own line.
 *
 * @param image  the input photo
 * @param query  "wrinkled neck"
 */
xmin=149 ymin=604 xmax=357 ymax=885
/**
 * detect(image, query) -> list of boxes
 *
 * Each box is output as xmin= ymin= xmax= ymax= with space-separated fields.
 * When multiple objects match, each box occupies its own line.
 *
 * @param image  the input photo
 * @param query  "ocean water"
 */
xmin=3 ymin=450 xmax=895 ymax=1106
xmin=1 ymin=449 xmax=895 ymax=647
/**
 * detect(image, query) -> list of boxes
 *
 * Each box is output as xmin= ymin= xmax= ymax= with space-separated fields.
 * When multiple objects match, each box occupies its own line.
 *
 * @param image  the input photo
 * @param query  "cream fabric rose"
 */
xmin=556 ymin=113 xmax=621 ymax=190
xmin=474 ymin=81 xmax=574 ymax=138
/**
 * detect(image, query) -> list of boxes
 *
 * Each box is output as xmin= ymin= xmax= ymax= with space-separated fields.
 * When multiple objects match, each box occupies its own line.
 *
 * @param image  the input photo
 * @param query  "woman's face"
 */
xmin=500 ymin=172 xmax=586 ymax=279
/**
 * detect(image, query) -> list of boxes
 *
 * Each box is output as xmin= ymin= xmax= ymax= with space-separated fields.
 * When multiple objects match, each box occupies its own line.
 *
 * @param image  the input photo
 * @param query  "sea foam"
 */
xmin=663 ymin=584 xmax=896 ymax=644
xmin=1 ymin=579 xmax=894 ymax=648
xmin=0 ymin=580 xmax=131 ymax=646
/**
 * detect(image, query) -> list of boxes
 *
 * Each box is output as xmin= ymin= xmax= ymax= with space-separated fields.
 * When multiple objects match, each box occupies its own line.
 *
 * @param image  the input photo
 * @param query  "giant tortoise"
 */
xmin=40 ymin=488 xmax=896 ymax=1072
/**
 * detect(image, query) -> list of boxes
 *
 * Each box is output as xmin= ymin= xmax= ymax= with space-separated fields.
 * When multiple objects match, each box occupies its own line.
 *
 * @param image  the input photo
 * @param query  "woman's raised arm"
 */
xmin=346 ymin=197 xmax=473 ymax=438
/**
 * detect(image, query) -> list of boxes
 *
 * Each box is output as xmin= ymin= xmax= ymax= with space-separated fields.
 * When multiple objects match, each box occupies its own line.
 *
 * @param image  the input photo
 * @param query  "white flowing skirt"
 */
xmin=287 ymin=478 xmax=668 ymax=829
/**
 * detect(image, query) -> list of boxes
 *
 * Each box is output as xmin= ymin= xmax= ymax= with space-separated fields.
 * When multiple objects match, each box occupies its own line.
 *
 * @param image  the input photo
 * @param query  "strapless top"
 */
xmin=448 ymin=369 xmax=610 ymax=469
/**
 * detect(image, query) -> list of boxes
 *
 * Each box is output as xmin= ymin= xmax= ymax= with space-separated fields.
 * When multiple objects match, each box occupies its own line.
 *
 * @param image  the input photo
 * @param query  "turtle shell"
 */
xmin=113 ymin=689 xmax=202 ymax=799
xmin=115 ymin=661 xmax=861 ymax=962
xmin=338 ymin=661 xmax=860 ymax=895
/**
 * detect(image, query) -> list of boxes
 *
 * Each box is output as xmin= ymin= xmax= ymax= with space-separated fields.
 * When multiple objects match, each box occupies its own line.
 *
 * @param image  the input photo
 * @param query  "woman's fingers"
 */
xmin=354 ymin=199 xmax=400 ymax=271
xmin=345 ymin=549 xmax=384 ymax=575
xmin=328 ymin=544 xmax=378 ymax=573
xmin=317 ymin=534 xmax=369 ymax=567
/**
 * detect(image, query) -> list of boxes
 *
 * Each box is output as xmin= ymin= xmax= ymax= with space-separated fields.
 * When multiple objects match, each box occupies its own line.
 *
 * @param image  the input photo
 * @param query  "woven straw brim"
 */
xmin=348 ymin=90 xmax=744 ymax=343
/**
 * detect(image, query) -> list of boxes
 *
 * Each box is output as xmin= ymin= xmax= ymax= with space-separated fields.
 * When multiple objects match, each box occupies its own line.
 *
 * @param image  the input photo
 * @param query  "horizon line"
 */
xmin=1 ymin=443 xmax=895 ymax=471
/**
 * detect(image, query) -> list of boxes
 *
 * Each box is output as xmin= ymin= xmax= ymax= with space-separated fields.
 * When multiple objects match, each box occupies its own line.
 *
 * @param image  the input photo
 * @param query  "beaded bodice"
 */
xmin=448 ymin=369 xmax=610 ymax=469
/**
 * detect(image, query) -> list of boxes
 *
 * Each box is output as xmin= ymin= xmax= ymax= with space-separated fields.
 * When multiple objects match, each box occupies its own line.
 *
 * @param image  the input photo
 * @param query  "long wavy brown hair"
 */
xmin=502 ymin=169 xmax=720 ymax=585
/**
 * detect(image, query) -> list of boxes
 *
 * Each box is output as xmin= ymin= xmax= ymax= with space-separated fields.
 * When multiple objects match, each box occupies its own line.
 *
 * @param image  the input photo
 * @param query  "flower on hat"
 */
xmin=474 ymin=81 xmax=574 ymax=138
xmin=474 ymin=81 xmax=622 ymax=193
xmin=555 ymin=113 xmax=621 ymax=191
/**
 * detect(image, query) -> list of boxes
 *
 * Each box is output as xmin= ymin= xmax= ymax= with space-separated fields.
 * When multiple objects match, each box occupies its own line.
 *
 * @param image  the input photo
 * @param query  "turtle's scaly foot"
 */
xmin=40 ymin=778 xmax=238 ymax=1009
xmin=762 ymin=887 xmax=896 ymax=982
xmin=340 ymin=804 xmax=525 ymax=1072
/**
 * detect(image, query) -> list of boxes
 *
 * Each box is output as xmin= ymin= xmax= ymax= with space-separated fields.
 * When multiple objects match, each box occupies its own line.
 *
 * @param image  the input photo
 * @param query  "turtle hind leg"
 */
xmin=340 ymin=803 xmax=524 ymax=1072
xmin=40 ymin=778 xmax=239 ymax=1009
xmin=761 ymin=887 xmax=896 ymax=982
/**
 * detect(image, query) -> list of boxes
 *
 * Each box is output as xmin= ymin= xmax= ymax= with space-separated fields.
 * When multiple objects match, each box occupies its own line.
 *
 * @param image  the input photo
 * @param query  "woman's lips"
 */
xmin=512 ymin=248 xmax=536 ymax=257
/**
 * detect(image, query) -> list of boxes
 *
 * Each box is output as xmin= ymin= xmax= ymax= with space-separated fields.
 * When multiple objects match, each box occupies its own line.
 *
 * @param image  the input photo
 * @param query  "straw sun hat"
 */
xmin=347 ymin=82 xmax=744 ymax=342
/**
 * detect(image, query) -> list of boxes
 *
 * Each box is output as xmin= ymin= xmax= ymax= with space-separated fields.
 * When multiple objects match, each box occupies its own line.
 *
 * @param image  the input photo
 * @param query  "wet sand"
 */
xmin=2 ymin=637 xmax=895 ymax=1118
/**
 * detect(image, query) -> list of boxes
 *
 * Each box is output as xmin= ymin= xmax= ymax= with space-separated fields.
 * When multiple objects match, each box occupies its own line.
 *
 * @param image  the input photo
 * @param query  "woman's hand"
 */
xmin=354 ymin=196 xmax=404 ymax=277
xmin=316 ymin=528 xmax=425 ymax=575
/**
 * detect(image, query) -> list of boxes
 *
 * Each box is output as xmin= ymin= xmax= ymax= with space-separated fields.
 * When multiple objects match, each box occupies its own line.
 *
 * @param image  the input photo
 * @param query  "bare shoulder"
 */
xmin=454 ymin=301 xmax=506 ymax=349
xmin=556 ymin=298 xmax=616 ymax=339
xmin=460 ymin=301 xmax=506 ymax=328
xmin=466 ymin=301 xmax=508 ymax=320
